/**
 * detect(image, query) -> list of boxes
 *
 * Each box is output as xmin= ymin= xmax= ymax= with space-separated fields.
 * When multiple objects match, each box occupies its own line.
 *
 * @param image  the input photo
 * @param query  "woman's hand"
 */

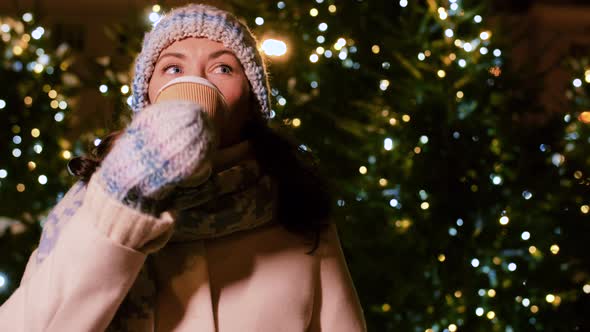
xmin=95 ymin=100 xmax=216 ymax=215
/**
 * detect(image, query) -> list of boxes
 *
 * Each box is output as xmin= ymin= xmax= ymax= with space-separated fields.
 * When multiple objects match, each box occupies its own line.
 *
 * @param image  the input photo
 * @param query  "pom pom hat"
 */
xmin=131 ymin=3 xmax=271 ymax=119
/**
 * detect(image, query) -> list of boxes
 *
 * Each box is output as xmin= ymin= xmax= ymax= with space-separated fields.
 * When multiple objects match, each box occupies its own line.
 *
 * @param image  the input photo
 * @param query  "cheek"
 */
xmin=147 ymin=76 xmax=162 ymax=104
xmin=218 ymin=80 xmax=251 ymax=114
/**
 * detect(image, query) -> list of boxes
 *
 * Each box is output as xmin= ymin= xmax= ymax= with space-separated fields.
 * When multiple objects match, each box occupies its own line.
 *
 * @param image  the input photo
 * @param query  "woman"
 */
xmin=0 ymin=3 xmax=366 ymax=331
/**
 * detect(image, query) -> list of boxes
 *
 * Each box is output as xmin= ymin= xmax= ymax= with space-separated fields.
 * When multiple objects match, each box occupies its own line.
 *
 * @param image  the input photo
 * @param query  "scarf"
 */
xmin=102 ymin=139 xmax=278 ymax=331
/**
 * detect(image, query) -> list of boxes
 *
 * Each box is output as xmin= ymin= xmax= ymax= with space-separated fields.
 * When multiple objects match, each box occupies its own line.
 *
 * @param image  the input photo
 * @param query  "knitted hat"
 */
xmin=131 ymin=4 xmax=271 ymax=119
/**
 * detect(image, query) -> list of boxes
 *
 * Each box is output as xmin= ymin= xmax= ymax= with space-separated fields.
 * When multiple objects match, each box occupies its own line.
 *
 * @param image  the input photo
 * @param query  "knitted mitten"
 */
xmin=95 ymin=100 xmax=216 ymax=216
xmin=36 ymin=180 xmax=87 ymax=265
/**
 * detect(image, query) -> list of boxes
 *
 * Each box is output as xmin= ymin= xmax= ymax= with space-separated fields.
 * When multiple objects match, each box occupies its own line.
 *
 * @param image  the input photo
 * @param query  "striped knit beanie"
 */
xmin=130 ymin=3 xmax=272 ymax=119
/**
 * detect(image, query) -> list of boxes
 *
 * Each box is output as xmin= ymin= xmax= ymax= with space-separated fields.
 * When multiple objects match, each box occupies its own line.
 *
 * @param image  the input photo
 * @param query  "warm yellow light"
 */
xmin=438 ymin=254 xmax=446 ymax=262
xmin=48 ymin=90 xmax=57 ymax=99
xmin=486 ymin=311 xmax=495 ymax=319
xmin=583 ymin=284 xmax=590 ymax=294
xmin=420 ymin=202 xmax=429 ymax=210
xmin=493 ymin=256 xmax=502 ymax=265
xmin=456 ymin=91 xmax=464 ymax=99
xmin=16 ymin=183 xmax=25 ymax=192
xmin=529 ymin=246 xmax=537 ymax=254
xmin=454 ymin=290 xmax=462 ymax=298
xmin=487 ymin=289 xmax=496 ymax=297
xmin=545 ymin=294 xmax=555 ymax=303
xmin=328 ymin=5 xmax=337 ymax=13
xmin=550 ymin=244 xmax=560 ymax=254
xmin=33 ymin=63 xmax=44 ymax=73
xmin=292 ymin=118 xmax=301 ymax=127
xmin=531 ymin=305 xmax=539 ymax=313
xmin=437 ymin=70 xmax=446 ymax=78
xmin=310 ymin=8 xmax=318 ymax=17
xmin=580 ymin=205 xmax=589 ymax=214
xmin=121 ymin=85 xmax=130 ymax=94
xmin=395 ymin=219 xmax=412 ymax=229
xmin=24 ymin=96 xmax=32 ymax=106
xmin=359 ymin=166 xmax=367 ymax=174
xmin=448 ymin=324 xmax=457 ymax=332
xmin=50 ymin=100 xmax=59 ymax=109
xmin=414 ymin=147 xmax=422 ymax=154
xmin=62 ymin=150 xmax=72 ymax=159
xmin=402 ymin=114 xmax=411 ymax=122
xmin=316 ymin=46 xmax=325 ymax=54
xmin=261 ymin=39 xmax=287 ymax=57
xmin=372 ymin=45 xmax=380 ymax=54
xmin=27 ymin=161 xmax=36 ymax=171
xmin=152 ymin=4 xmax=161 ymax=12
xmin=389 ymin=118 xmax=397 ymax=126
xmin=381 ymin=303 xmax=391 ymax=312
xmin=379 ymin=178 xmax=388 ymax=186
xmin=22 ymin=34 xmax=30 ymax=42
xmin=13 ymin=45 xmax=23 ymax=55
xmin=31 ymin=128 xmax=40 ymax=137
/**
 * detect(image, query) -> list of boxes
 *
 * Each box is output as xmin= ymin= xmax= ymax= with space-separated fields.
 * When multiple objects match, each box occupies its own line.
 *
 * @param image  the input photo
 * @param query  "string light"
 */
xmin=359 ymin=166 xmax=367 ymax=174
xmin=38 ymin=175 xmax=47 ymax=184
xmin=22 ymin=13 xmax=33 ymax=22
xmin=499 ymin=216 xmax=509 ymax=225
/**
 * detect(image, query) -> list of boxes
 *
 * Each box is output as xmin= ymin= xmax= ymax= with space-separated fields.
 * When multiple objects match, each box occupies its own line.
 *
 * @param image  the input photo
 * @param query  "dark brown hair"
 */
xmin=68 ymin=114 xmax=333 ymax=255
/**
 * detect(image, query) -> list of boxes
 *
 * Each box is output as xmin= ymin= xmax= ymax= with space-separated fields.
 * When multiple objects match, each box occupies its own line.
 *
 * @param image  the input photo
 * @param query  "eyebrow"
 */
xmin=157 ymin=49 xmax=237 ymax=62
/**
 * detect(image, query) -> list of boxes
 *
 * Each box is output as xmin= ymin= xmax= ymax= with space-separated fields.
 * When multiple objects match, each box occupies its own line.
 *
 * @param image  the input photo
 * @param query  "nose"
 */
xmin=184 ymin=65 xmax=206 ymax=79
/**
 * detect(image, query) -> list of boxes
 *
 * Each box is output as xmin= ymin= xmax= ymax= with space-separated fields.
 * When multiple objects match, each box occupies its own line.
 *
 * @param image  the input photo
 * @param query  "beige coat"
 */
xmin=0 ymin=173 xmax=367 ymax=331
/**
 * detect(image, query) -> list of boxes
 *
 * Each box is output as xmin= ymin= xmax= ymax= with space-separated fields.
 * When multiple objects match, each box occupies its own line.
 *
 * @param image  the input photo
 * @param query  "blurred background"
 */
xmin=0 ymin=0 xmax=589 ymax=330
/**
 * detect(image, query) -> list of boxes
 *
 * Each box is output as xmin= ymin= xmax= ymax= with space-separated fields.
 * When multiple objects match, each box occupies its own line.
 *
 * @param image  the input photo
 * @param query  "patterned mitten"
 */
xmin=36 ymin=180 xmax=87 ymax=264
xmin=95 ymin=100 xmax=216 ymax=215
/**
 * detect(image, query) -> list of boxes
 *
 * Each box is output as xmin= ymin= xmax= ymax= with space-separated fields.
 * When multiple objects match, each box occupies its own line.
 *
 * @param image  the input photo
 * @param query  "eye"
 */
xmin=214 ymin=64 xmax=233 ymax=75
xmin=162 ymin=64 xmax=182 ymax=75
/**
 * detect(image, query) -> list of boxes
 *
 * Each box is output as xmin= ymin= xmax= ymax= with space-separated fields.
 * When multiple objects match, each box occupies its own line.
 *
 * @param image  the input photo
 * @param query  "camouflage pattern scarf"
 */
xmin=106 ymin=141 xmax=278 ymax=331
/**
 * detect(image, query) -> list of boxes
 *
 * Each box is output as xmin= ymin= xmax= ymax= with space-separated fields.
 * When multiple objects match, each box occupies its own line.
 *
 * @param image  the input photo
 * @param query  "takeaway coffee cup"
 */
xmin=154 ymin=75 xmax=229 ymax=188
xmin=154 ymin=75 xmax=229 ymax=121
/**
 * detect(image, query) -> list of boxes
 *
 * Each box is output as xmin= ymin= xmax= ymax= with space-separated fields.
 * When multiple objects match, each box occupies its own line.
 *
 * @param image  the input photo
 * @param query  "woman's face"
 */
xmin=148 ymin=37 xmax=252 ymax=148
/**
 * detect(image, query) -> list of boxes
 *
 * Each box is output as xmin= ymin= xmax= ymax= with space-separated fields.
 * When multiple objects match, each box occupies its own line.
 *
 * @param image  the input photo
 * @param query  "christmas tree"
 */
xmin=1 ymin=1 xmax=589 ymax=330
xmin=0 ymin=12 xmax=80 ymax=302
